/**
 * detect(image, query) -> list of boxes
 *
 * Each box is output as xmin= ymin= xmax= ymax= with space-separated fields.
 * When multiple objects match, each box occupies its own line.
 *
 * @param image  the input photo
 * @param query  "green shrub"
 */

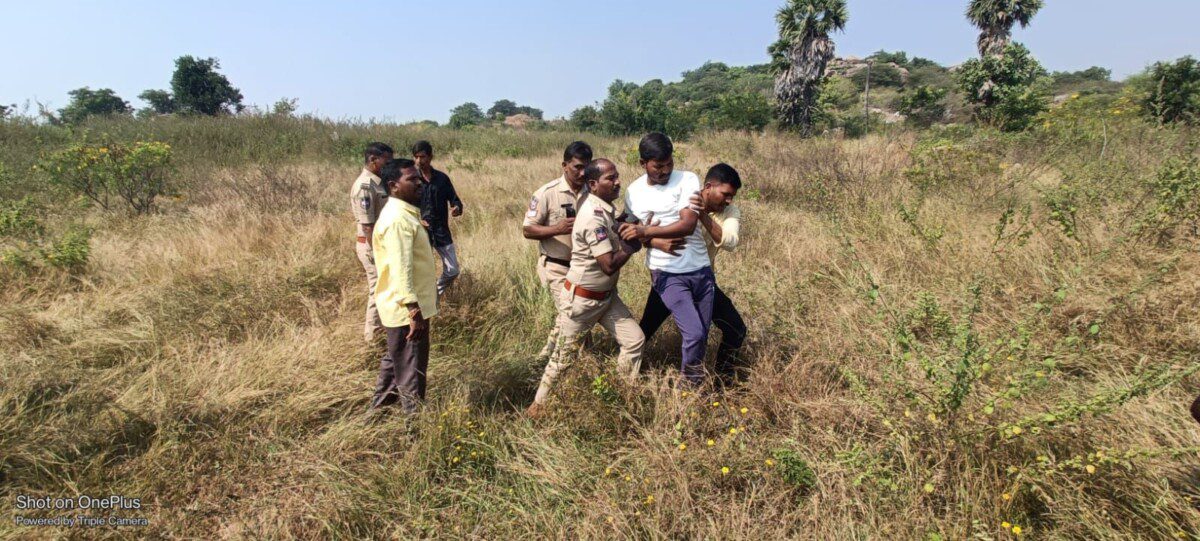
xmin=1136 ymin=157 xmax=1200 ymax=243
xmin=0 ymin=197 xmax=43 ymax=239
xmin=40 ymin=140 xmax=174 ymax=214
xmin=956 ymin=43 xmax=1050 ymax=131
xmin=772 ymin=448 xmax=817 ymax=495
xmin=41 ymin=225 xmax=91 ymax=270
xmin=1136 ymin=55 xmax=1200 ymax=125
xmin=897 ymin=85 xmax=949 ymax=128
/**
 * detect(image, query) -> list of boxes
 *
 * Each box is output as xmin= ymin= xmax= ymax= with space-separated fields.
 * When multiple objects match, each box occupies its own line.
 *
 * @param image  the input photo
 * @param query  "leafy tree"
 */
xmin=1049 ymin=66 xmax=1119 ymax=95
xmin=956 ymin=43 xmax=1049 ymax=131
xmin=711 ymin=92 xmax=774 ymax=131
xmin=486 ymin=99 xmax=543 ymax=120
xmin=137 ymin=89 xmax=177 ymax=116
xmin=271 ymin=98 xmax=299 ymax=117
xmin=169 ymin=56 xmax=244 ymax=116
xmin=769 ymin=0 xmax=848 ymax=136
xmin=1137 ymin=56 xmax=1200 ymax=125
xmin=869 ymin=50 xmax=909 ymax=66
xmin=0 ymin=103 xmax=12 ymax=119
xmin=597 ymin=79 xmax=696 ymax=137
xmin=851 ymin=63 xmax=905 ymax=89
xmin=57 ymin=87 xmax=132 ymax=124
xmin=966 ymin=0 xmax=1043 ymax=57
xmin=448 ymin=102 xmax=486 ymax=128
xmin=569 ymin=105 xmax=601 ymax=132
xmin=897 ymin=85 xmax=949 ymax=128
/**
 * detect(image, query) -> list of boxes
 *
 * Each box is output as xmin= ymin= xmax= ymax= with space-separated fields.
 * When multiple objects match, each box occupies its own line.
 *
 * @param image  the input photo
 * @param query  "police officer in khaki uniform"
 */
xmin=350 ymin=142 xmax=394 ymax=343
xmin=522 ymin=141 xmax=593 ymax=362
xmin=528 ymin=158 xmax=645 ymax=414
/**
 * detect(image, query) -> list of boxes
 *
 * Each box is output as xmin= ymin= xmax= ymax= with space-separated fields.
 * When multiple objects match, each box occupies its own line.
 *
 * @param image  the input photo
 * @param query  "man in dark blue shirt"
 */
xmin=413 ymin=140 xmax=464 ymax=295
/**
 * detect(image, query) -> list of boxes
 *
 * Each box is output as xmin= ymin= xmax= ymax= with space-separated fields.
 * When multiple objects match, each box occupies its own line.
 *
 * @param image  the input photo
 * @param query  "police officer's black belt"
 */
xmin=544 ymin=256 xmax=570 ymax=268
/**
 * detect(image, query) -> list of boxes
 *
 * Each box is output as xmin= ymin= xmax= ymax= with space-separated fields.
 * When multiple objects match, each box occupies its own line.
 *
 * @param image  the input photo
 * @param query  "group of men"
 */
xmin=351 ymin=133 xmax=748 ymax=415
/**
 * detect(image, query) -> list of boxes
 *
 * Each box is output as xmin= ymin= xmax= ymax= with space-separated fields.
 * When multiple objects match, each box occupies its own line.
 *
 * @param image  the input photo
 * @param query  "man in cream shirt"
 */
xmin=641 ymin=163 xmax=746 ymax=385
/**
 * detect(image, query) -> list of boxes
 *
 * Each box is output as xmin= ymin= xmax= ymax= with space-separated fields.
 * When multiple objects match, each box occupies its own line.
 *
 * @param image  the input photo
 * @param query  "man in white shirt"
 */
xmin=619 ymin=132 xmax=715 ymax=385
xmin=641 ymin=163 xmax=747 ymax=385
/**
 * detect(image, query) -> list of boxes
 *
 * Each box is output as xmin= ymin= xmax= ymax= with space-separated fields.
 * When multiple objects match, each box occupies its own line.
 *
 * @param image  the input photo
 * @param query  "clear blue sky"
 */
xmin=3 ymin=0 xmax=1197 ymax=123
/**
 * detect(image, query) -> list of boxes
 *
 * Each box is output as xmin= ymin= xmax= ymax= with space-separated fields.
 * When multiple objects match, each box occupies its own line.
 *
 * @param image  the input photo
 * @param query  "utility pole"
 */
xmin=863 ymin=59 xmax=872 ymax=120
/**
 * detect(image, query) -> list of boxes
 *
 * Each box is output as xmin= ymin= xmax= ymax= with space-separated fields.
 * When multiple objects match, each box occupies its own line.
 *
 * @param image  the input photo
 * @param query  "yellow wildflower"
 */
xmin=678 ymin=443 xmax=687 ymax=451
xmin=721 ymin=466 xmax=730 ymax=476
xmin=923 ymin=483 xmax=934 ymax=493
xmin=1011 ymin=426 xmax=1023 ymax=435
xmin=1012 ymin=525 xmax=1023 ymax=535
xmin=1086 ymin=464 xmax=1096 ymax=474
xmin=1002 ymin=492 xmax=1012 ymax=501
xmin=707 ymin=439 xmax=716 ymax=447
xmin=765 ymin=459 xmax=775 ymax=467
xmin=740 ymin=407 xmax=749 ymax=415
xmin=728 ymin=427 xmax=738 ymax=435
xmin=605 ymin=467 xmax=613 ymax=476
xmin=1002 ymin=521 xmax=1011 ymax=529
xmin=644 ymin=495 xmax=655 ymax=505
xmin=711 ymin=401 xmax=721 ymax=407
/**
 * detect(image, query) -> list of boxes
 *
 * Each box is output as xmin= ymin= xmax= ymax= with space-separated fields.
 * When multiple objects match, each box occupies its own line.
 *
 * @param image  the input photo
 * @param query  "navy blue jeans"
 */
xmin=649 ymin=267 xmax=715 ymax=385
xmin=640 ymin=284 xmax=746 ymax=380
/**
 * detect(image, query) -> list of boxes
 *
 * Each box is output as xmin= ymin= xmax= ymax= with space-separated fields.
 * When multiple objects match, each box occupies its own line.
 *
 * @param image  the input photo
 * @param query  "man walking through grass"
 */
xmin=640 ymin=163 xmax=747 ymax=386
xmin=522 ymin=141 xmax=593 ymax=364
xmin=528 ymin=158 xmax=644 ymax=416
xmin=619 ymin=132 xmax=715 ymax=386
xmin=413 ymin=140 xmax=464 ymax=296
xmin=349 ymin=142 xmax=394 ymax=343
xmin=371 ymin=158 xmax=439 ymax=413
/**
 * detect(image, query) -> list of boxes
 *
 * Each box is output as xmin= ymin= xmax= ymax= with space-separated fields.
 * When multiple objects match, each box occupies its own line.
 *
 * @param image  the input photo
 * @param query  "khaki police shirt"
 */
xmin=701 ymin=203 xmax=741 ymax=270
xmin=523 ymin=176 xmax=588 ymax=260
xmin=350 ymin=168 xmax=388 ymax=238
xmin=566 ymin=194 xmax=623 ymax=292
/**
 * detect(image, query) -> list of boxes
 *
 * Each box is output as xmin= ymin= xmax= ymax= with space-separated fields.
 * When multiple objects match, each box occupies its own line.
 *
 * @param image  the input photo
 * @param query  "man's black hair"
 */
xmin=638 ymin=132 xmax=673 ymax=162
xmin=380 ymin=158 xmax=417 ymax=187
xmin=411 ymin=140 xmax=433 ymax=156
xmin=705 ymin=163 xmax=742 ymax=189
xmin=364 ymin=142 xmax=394 ymax=163
xmin=583 ymin=158 xmax=612 ymax=182
xmin=563 ymin=140 xmax=593 ymax=163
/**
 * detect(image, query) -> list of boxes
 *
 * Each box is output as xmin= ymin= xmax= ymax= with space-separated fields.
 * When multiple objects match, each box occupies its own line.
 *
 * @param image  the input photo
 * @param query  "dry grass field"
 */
xmin=2 ymin=116 xmax=1199 ymax=539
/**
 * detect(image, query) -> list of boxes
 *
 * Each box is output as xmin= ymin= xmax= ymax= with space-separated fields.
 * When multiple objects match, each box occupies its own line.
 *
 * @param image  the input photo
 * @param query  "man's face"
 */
xmin=589 ymin=163 xmax=621 ymax=203
xmin=702 ymin=181 xmax=738 ymax=213
xmin=368 ymin=152 xmax=394 ymax=174
xmin=390 ymin=167 xmax=425 ymax=205
xmin=641 ymin=157 xmax=674 ymax=184
xmin=413 ymin=151 xmax=433 ymax=172
xmin=563 ymin=157 xmax=588 ymax=185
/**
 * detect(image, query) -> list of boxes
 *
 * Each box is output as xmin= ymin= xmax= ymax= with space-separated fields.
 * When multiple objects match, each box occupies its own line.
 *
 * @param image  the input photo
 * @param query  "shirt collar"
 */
xmin=556 ymin=176 xmax=587 ymax=197
xmin=389 ymin=197 xmax=421 ymax=216
xmin=362 ymin=168 xmax=381 ymax=183
xmin=586 ymin=193 xmax=615 ymax=214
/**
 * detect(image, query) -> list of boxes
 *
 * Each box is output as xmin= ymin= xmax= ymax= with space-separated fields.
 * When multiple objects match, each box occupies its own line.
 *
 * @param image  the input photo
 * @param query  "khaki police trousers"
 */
xmin=533 ymin=288 xmax=645 ymax=404
xmin=356 ymin=241 xmax=382 ymax=343
xmin=534 ymin=256 xmax=570 ymax=360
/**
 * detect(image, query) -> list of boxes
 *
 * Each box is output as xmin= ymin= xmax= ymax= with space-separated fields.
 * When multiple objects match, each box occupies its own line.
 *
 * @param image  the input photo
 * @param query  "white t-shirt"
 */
xmin=623 ymin=170 xmax=712 ymax=273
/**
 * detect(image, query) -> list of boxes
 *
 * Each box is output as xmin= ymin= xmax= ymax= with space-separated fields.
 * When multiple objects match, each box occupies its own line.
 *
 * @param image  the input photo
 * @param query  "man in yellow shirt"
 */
xmin=370 ymin=158 xmax=440 ymax=413
xmin=641 ymin=163 xmax=746 ymax=385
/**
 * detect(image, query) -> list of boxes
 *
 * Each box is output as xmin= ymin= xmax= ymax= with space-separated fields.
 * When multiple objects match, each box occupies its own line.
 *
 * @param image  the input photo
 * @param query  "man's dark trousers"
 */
xmin=649 ymin=267 xmax=715 ymax=385
xmin=372 ymin=325 xmax=430 ymax=413
xmin=641 ymin=284 xmax=746 ymax=381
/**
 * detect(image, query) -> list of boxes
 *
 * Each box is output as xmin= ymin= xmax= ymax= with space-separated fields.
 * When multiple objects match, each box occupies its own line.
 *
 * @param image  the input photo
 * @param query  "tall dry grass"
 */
xmin=2 ymin=120 xmax=1199 ymax=539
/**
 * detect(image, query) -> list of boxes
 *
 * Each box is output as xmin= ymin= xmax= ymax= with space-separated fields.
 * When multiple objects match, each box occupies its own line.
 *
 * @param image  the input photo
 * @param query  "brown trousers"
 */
xmin=371 ymin=324 xmax=430 ymax=413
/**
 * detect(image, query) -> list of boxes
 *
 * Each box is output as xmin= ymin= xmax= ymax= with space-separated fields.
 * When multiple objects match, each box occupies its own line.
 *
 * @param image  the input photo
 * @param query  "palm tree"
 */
xmin=966 ymin=0 xmax=1043 ymax=58
xmin=770 ymin=0 xmax=848 ymax=135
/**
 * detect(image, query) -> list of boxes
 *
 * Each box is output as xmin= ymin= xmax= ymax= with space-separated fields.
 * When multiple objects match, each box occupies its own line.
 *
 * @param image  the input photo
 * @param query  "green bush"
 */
xmin=1136 ymin=157 xmax=1200 ymax=243
xmin=956 ymin=43 xmax=1050 ymax=131
xmin=40 ymin=140 xmax=174 ymax=214
xmin=897 ymin=86 xmax=948 ymax=128
xmin=1136 ymin=56 xmax=1200 ymax=125
xmin=772 ymin=448 xmax=817 ymax=495
xmin=41 ymin=225 xmax=91 ymax=270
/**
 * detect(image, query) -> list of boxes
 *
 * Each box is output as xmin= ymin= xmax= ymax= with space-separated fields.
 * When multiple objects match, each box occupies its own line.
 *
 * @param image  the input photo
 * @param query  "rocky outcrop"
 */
xmin=827 ymin=56 xmax=910 ymax=85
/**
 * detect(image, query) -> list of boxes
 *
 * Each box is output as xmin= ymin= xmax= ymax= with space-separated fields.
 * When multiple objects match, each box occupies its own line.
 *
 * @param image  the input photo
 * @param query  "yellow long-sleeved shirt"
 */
xmin=372 ymin=197 xmax=438 ymax=327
